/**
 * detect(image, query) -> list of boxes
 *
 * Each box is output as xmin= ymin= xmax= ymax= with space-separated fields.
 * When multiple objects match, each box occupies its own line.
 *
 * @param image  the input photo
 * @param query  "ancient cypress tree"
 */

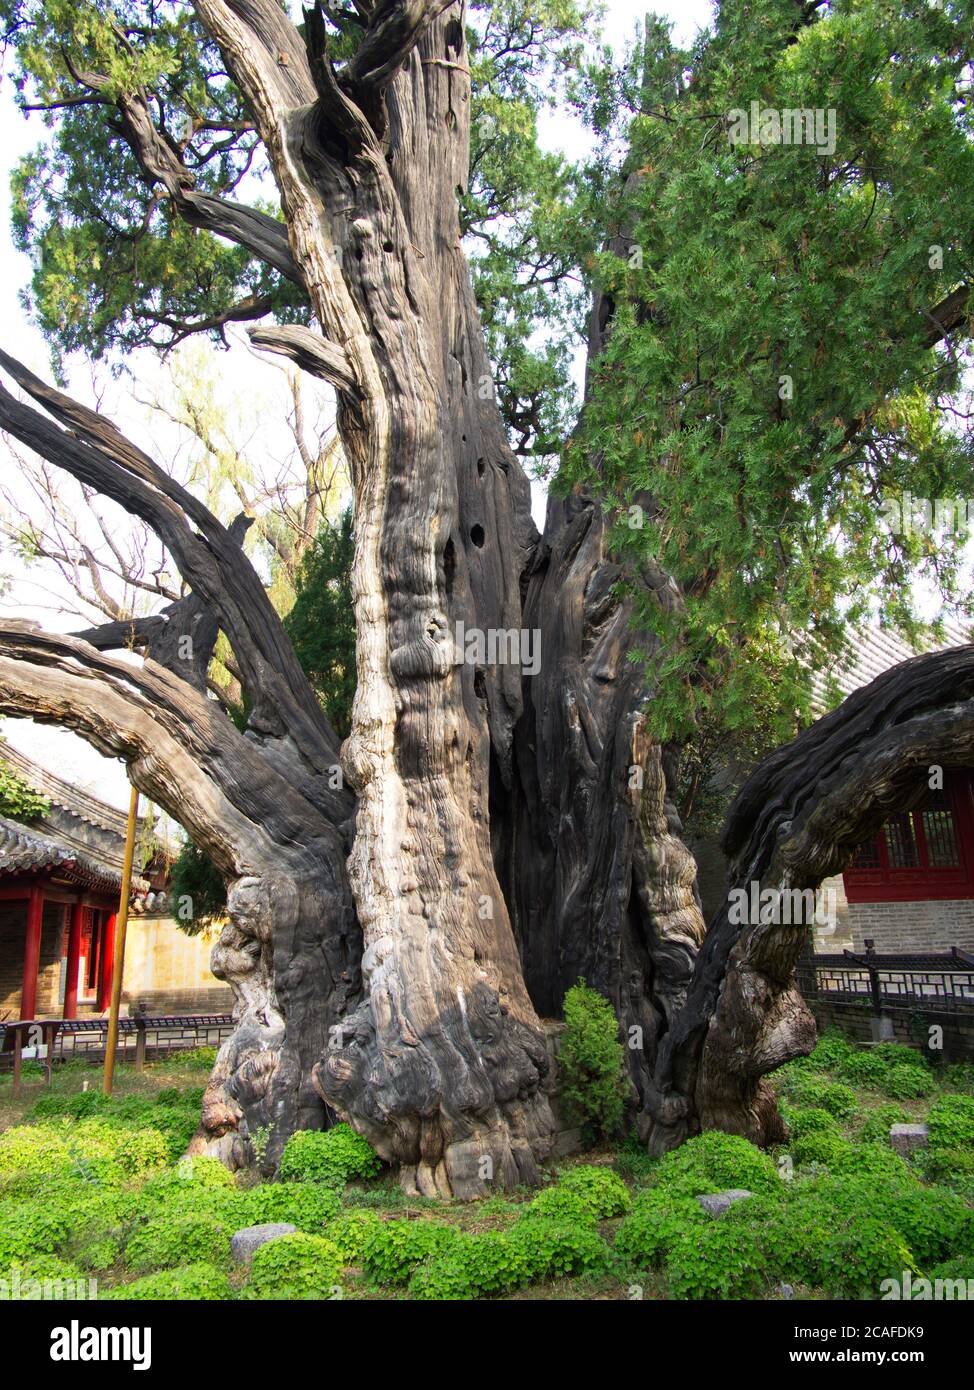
xmin=0 ymin=0 xmax=971 ymax=1194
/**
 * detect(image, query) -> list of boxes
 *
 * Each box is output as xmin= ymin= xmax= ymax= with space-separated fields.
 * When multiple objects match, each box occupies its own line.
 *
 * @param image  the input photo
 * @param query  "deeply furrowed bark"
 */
xmin=189 ymin=0 xmax=553 ymax=1195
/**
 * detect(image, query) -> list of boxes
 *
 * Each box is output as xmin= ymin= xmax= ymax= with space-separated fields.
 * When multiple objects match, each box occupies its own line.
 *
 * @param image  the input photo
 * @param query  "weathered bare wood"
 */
xmin=0 ymin=620 xmax=359 ymax=1168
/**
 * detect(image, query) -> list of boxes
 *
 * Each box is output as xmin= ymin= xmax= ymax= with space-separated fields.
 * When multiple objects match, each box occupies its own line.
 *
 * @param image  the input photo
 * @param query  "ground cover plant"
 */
xmin=0 ymin=1026 xmax=971 ymax=1300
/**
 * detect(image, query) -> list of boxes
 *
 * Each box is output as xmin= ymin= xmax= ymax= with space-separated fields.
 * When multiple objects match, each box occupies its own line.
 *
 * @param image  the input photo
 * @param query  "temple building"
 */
xmin=0 ymin=739 xmax=231 ymax=1021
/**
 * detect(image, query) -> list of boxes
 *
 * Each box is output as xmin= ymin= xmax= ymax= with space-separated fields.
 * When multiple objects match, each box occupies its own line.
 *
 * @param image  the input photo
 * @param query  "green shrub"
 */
xmin=124 ymin=1214 xmax=231 ymax=1274
xmin=829 ymin=1141 xmax=914 ymax=1182
xmin=557 ymin=980 xmax=627 ymax=1143
xmin=918 ymin=1146 xmax=974 ymax=1183
xmin=0 ymin=1202 xmax=72 ymax=1264
xmin=876 ymin=1187 xmax=973 ymax=1267
xmin=507 ymin=1218 xmax=611 ymax=1280
xmin=408 ymin=1231 xmax=528 ymax=1301
xmin=929 ymin=1255 xmax=974 ymax=1286
xmin=614 ymin=1193 xmax=709 ymax=1270
xmin=665 ymin=1219 xmax=767 ymax=1298
xmin=789 ymin=1130 xmax=854 ymax=1169
xmin=246 ymin=1232 xmax=343 ymax=1300
xmin=104 ymin=1262 xmax=232 ymax=1301
xmin=883 ymin=1065 xmax=937 ymax=1100
xmin=75 ymin=1237 xmax=121 ymax=1272
xmin=0 ymin=1120 xmax=168 ymax=1188
xmin=858 ymin=1105 xmax=910 ymax=1144
xmin=758 ymin=1202 xmax=834 ymax=1287
xmin=518 ymin=1187 xmax=600 ymax=1226
xmin=805 ymin=1030 xmax=855 ymax=1072
xmin=819 ymin=1218 xmax=917 ymax=1298
xmin=556 ymin=1165 xmax=631 ymax=1219
xmin=5 ymin=1255 xmax=89 ymax=1292
xmin=786 ymin=1107 xmax=840 ymax=1138
xmin=278 ymin=1124 xmax=381 ymax=1186
xmin=324 ymin=1210 xmax=382 ymax=1264
xmin=179 ymin=1047 xmax=218 ymax=1070
xmin=361 ymin=1219 xmax=460 ymax=1286
xmin=787 ymin=1077 xmax=858 ymax=1118
xmin=651 ymin=1131 xmax=782 ymax=1197
xmin=244 ymin=1181 xmax=342 ymax=1232
xmin=928 ymin=1095 xmax=974 ymax=1151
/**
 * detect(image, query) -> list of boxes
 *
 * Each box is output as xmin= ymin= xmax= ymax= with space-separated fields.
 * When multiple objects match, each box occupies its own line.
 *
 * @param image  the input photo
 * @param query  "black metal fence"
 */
xmin=798 ymin=947 xmax=974 ymax=1015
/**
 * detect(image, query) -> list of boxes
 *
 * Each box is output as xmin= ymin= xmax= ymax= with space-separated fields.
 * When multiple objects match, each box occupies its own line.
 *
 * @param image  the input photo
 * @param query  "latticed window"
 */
xmin=844 ymin=772 xmax=974 ymax=902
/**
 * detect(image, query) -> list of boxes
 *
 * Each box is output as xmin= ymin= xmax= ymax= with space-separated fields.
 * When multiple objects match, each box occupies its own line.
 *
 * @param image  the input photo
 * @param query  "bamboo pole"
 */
xmin=103 ymin=784 xmax=139 ymax=1096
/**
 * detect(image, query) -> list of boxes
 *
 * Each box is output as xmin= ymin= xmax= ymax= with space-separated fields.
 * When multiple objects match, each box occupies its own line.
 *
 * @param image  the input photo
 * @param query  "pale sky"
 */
xmin=0 ymin=0 xmax=708 ymax=807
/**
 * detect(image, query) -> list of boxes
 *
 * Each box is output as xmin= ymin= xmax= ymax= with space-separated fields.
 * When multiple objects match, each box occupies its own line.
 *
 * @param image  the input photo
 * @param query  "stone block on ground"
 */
xmin=696 ymin=1189 xmax=754 ymax=1217
xmin=231 ymin=1222 xmax=297 ymax=1264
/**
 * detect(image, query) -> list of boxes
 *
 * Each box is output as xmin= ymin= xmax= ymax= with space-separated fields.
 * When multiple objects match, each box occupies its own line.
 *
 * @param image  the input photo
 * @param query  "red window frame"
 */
xmin=843 ymin=771 xmax=974 ymax=902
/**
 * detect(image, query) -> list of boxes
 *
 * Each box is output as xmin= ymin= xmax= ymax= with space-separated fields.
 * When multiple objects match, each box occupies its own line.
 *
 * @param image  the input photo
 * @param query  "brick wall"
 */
xmin=845 ymin=898 xmax=974 ymax=953
xmin=810 ymin=999 xmax=974 ymax=1062
xmin=0 ymin=899 xmax=66 ymax=1016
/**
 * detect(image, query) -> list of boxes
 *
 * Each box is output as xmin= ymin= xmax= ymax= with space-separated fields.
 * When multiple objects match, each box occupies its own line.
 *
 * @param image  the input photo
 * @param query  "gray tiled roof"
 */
xmin=812 ymin=620 xmax=973 ymax=712
xmin=0 ymin=813 xmax=124 ymax=892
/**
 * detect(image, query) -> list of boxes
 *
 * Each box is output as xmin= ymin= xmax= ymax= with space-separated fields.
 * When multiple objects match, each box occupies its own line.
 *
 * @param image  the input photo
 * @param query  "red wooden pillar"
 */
xmin=20 ymin=884 xmax=44 ymax=1021
xmin=98 ymin=911 xmax=117 ymax=1012
xmin=63 ymin=899 xmax=84 ymax=1020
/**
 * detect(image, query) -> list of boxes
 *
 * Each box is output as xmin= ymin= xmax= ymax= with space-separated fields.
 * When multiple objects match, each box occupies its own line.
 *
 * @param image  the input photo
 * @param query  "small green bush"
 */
xmin=614 ymin=1193 xmax=709 ymax=1270
xmin=876 ymin=1187 xmax=973 ymax=1267
xmin=557 ymin=980 xmax=628 ymax=1143
xmin=408 ymin=1231 xmax=528 ymax=1301
xmin=857 ymin=1105 xmax=910 ymax=1144
xmin=518 ymin=1187 xmax=599 ymax=1226
xmin=75 ymin=1237 xmax=121 ymax=1272
xmin=928 ymin=1095 xmax=974 ymax=1151
xmin=786 ymin=1107 xmax=840 ymax=1138
xmin=0 ymin=1120 xmax=168 ymax=1188
xmin=665 ymin=1218 xmax=767 ymax=1299
xmin=244 ymin=1181 xmax=342 ymax=1232
xmin=918 ymin=1146 xmax=974 ymax=1183
xmin=651 ymin=1131 xmax=782 ymax=1197
xmin=819 ymin=1218 xmax=917 ymax=1298
xmin=278 ymin=1124 xmax=381 ymax=1185
xmin=0 ymin=1203 xmax=72 ymax=1264
xmin=246 ymin=1232 xmax=343 ymax=1300
xmin=361 ymin=1219 xmax=460 ymax=1286
xmin=787 ymin=1077 xmax=858 ymax=1118
xmin=179 ymin=1047 xmax=218 ymax=1070
xmin=805 ymin=1030 xmax=855 ymax=1072
xmin=124 ymin=1213 xmax=231 ymax=1274
xmin=556 ymin=1165 xmax=631 ymax=1219
xmin=789 ymin=1130 xmax=854 ymax=1169
xmin=758 ymin=1203 xmax=834 ymax=1287
xmin=105 ymin=1262 xmax=232 ymax=1301
xmin=929 ymin=1255 xmax=974 ymax=1285
xmin=507 ymin=1218 xmax=611 ymax=1280
xmin=323 ymin=1210 xmax=382 ymax=1264
xmin=883 ymin=1065 xmax=937 ymax=1101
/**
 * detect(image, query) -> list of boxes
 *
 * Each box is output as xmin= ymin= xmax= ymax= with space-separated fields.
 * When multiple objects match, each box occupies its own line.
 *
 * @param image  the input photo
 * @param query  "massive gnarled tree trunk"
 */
xmin=2 ymin=0 xmax=973 ymax=1195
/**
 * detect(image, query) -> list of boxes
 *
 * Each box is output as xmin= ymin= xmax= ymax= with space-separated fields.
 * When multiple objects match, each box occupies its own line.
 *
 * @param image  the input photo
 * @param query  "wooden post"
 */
xmin=20 ymin=884 xmax=44 ymax=1022
xmin=98 ymin=911 xmax=117 ymax=1012
xmin=63 ymin=899 xmax=84 ymax=1020
xmin=103 ymin=785 xmax=139 ymax=1096
xmin=134 ymin=1018 xmax=147 ymax=1073
xmin=44 ymin=1023 xmax=56 ymax=1087
xmin=11 ymin=1024 xmax=22 ymax=1099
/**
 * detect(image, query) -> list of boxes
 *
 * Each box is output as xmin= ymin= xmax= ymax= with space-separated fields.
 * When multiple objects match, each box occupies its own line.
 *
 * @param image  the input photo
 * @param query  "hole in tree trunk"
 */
xmin=443 ymin=537 xmax=456 ymax=599
xmin=470 ymin=524 xmax=485 ymax=547
xmin=476 ymin=457 xmax=486 ymax=477
xmin=474 ymin=669 xmax=487 ymax=699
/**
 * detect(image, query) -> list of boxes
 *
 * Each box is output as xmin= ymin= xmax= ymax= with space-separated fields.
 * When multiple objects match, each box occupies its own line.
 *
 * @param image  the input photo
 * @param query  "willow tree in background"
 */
xmin=0 ymin=0 xmax=972 ymax=1192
